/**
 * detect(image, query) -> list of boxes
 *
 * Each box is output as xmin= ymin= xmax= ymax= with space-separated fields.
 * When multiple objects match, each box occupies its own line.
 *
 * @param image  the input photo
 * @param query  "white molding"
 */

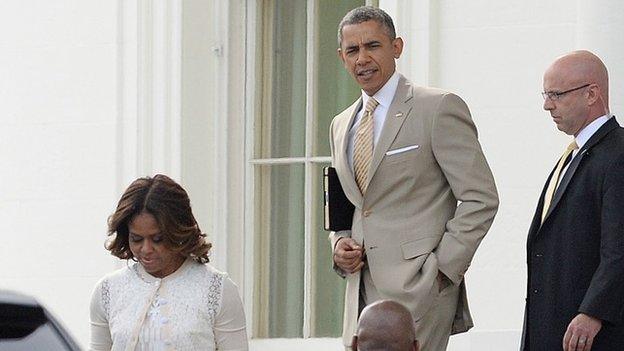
xmin=243 ymin=0 xmax=258 ymax=337
xmin=425 ymin=0 xmax=439 ymax=87
xmin=115 ymin=0 xmax=182 ymax=274
xmin=115 ymin=0 xmax=140 ymax=271
xmin=247 ymin=330 xmax=523 ymax=350
xmin=302 ymin=0 xmax=319 ymax=338
xmin=210 ymin=0 xmax=230 ymax=275
xmin=250 ymin=338 xmax=342 ymax=350
xmin=116 ymin=0 xmax=139 ymax=192
xmin=137 ymin=0 xmax=153 ymax=174
xmin=385 ymin=0 xmax=438 ymax=86
xmin=223 ymin=0 xmax=249 ymax=292
xmin=250 ymin=156 xmax=331 ymax=165
xmin=169 ymin=0 xmax=182 ymax=180
xmin=118 ymin=0 xmax=182 ymax=182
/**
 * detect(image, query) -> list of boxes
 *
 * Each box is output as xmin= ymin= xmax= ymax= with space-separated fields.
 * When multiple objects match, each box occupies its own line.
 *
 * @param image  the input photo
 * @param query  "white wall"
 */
xmin=2 ymin=1 xmax=623 ymax=350
xmin=0 ymin=1 xmax=120 ymax=347
xmin=0 ymin=1 xmax=223 ymax=348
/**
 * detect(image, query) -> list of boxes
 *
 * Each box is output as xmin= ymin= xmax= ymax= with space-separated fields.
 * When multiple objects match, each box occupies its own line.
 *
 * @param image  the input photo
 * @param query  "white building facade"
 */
xmin=2 ymin=1 xmax=623 ymax=350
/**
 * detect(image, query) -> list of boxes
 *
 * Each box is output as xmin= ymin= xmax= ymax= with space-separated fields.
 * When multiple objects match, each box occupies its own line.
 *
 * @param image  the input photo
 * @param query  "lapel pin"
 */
xmin=395 ymin=112 xmax=403 ymax=118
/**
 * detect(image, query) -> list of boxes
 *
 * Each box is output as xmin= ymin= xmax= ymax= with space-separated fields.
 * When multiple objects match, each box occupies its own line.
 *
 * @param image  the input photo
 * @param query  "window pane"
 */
xmin=314 ymin=0 xmax=364 ymax=157
xmin=311 ymin=162 xmax=346 ymax=337
xmin=256 ymin=1 xmax=307 ymax=158
xmin=253 ymin=164 xmax=305 ymax=338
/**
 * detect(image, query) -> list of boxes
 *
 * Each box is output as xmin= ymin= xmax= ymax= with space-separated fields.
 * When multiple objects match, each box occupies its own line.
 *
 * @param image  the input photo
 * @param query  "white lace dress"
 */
xmin=89 ymin=259 xmax=248 ymax=351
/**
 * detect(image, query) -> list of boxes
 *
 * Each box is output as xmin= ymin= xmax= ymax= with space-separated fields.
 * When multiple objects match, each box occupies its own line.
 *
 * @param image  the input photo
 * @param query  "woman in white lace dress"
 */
xmin=89 ymin=174 xmax=248 ymax=351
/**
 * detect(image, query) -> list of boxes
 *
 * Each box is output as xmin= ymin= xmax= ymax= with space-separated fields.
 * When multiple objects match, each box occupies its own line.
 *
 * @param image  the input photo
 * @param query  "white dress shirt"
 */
xmin=573 ymin=114 xmax=611 ymax=157
xmin=559 ymin=114 xmax=611 ymax=183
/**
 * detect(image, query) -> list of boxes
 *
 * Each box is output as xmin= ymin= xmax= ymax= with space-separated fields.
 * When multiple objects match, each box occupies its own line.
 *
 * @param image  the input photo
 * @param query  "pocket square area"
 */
xmin=386 ymin=144 xmax=420 ymax=155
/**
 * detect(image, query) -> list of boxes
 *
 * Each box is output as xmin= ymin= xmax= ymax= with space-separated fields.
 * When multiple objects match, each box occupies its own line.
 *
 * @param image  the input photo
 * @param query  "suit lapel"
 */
xmin=366 ymin=76 xmax=413 ymax=188
xmin=527 ymin=169 xmax=553 ymax=243
xmin=336 ymin=99 xmax=364 ymax=207
xmin=540 ymin=117 xmax=619 ymax=225
xmin=543 ymin=150 xmax=586 ymax=220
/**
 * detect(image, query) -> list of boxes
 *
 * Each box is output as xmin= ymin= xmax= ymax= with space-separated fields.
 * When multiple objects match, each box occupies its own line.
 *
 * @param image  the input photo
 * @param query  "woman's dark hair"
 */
xmin=105 ymin=174 xmax=211 ymax=263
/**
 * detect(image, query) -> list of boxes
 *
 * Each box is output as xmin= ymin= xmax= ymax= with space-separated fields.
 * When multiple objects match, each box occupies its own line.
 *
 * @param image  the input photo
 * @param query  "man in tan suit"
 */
xmin=329 ymin=6 xmax=499 ymax=350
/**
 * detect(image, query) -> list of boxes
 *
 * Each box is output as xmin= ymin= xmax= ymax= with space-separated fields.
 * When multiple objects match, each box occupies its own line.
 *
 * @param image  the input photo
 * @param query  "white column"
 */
xmin=117 ymin=0 xmax=182 ymax=192
xmin=379 ymin=0 xmax=439 ymax=86
xmin=576 ymin=0 xmax=624 ymax=116
xmin=117 ymin=0 xmax=139 ymax=191
xmin=179 ymin=0 xmax=231 ymax=273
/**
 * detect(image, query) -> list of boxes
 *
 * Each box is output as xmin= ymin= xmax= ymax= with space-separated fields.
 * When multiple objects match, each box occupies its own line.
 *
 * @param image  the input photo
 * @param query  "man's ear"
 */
xmin=586 ymin=84 xmax=600 ymax=106
xmin=392 ymin=37 xmax=404 ymax=59
xmin=337 ymin=48 xmax=346 ymax=64
xmin=351 ymin=335 xmax=358 ymax=351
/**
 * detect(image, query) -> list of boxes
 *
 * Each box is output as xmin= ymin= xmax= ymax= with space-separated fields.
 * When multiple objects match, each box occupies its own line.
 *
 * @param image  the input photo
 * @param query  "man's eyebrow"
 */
xmin=344 ymin=40 xmax=381 ymax=50
xmin=363 ymin=40 xmax=381 ymax=46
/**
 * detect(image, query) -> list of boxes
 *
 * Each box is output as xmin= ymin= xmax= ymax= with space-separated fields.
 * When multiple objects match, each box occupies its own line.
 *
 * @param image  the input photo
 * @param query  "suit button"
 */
xmin=533 ymin=289 xmax=539 ymax=294
xmin=535 ymin=253 xmax=543 ymax=258
xmin=363 ymin=210 xmax=372 ymax=217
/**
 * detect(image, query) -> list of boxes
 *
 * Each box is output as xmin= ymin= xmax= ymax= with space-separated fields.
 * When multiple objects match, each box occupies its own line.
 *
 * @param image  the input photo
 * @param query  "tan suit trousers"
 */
xmin=346 ymin=267 xmax=460 ymax=351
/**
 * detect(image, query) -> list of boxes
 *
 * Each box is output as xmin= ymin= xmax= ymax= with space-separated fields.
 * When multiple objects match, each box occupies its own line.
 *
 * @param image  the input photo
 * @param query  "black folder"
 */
xmin=323 ymin=166 xmax=355 ymax=231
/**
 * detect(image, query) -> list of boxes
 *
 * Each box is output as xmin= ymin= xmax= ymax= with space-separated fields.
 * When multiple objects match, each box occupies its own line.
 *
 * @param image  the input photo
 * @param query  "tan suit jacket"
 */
xmin=329 ymin=75 xmax=499 ymax=346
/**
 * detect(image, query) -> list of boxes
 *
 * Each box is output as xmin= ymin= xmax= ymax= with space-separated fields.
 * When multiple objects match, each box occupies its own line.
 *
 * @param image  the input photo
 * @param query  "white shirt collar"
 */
xmin=360 ymin=71 xmax=400 ymax=110
xmin=575 ymin=114 xmax=611 ymax=150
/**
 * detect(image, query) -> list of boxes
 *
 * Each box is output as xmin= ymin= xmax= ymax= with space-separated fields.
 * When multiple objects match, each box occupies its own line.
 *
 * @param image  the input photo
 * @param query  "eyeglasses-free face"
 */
xmin=338 ymin=20 xmax=403 ymax=97
xmin=128 ymin=212 xmax=186 ymax=278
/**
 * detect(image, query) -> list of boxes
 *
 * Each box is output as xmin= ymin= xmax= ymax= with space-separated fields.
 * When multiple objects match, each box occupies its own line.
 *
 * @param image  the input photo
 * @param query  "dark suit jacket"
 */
xmin=522 ymin=117 xmax=624 ymax=350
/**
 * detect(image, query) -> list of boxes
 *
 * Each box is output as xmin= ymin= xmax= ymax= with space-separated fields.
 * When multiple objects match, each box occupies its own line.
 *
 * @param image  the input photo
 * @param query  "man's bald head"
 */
xmin=547 ymin=50 xmax=609 ymax=107
xmin=543 ymin=50 xmax=611 ymax=135
xmin=352 ymin=300 xmax=418 ymax=351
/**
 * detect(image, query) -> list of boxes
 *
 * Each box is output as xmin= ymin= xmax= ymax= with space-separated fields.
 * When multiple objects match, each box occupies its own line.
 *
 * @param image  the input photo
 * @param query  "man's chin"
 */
xmin=556 ymin=125 xmax=575 ymax=136
xmin=360 ymin=83 xmax=381 ymax=96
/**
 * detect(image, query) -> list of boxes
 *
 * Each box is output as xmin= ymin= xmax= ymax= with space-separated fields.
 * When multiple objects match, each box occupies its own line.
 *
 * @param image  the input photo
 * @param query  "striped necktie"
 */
xmin=541 ymin=140 xmax=579 ymax=222
xmin=353 ymin=97 xmax=379 ymax=194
